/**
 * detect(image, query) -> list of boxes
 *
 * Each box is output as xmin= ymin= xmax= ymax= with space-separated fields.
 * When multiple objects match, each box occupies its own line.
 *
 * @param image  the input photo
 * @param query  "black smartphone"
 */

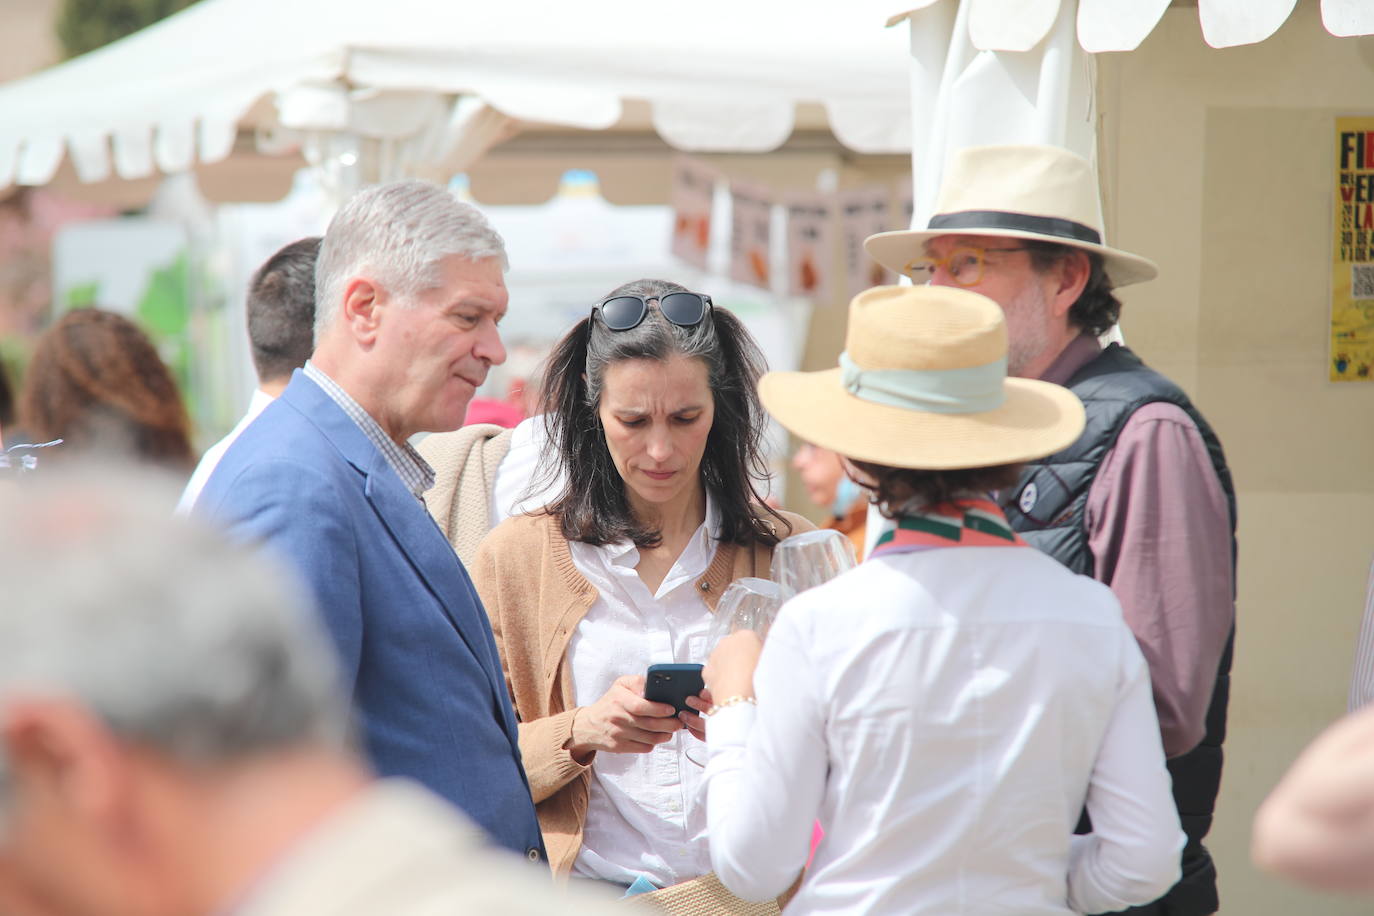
xmin=644 ymin=663 xmax=705 ymax=716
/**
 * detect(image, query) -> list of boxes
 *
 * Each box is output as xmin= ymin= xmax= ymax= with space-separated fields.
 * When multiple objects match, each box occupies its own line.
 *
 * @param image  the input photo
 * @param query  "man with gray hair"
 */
xmin=0 ymin=473 xmax=615 ymax=915
xmin=197 ymin=180 xmax=545 ymax=861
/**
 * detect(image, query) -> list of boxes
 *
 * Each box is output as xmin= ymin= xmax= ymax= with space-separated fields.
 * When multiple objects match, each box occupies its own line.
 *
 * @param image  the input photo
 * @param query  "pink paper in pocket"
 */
xmin=807 ymin=821 xmax=824 ymax=868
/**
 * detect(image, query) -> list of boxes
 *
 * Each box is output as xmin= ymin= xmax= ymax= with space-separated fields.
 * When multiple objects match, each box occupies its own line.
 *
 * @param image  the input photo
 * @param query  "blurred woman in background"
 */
xmin=19 ymin=308 xmax=195 ymax=475
xmin=790 ymin=442 xmax=867 ymax=560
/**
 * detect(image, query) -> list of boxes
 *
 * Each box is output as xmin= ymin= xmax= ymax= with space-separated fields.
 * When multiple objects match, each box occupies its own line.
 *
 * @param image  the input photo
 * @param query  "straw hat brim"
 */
xmin=865 ymin=227 xmax=1159 ymax=289
xmin=760 ymin=368 xmax=1086 ymax=470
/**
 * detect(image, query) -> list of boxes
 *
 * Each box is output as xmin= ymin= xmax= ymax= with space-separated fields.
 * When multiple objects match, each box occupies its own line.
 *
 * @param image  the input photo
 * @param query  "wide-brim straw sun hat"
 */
xmin=759 ymin=285 xmax=1086 ymax=470
xmin=864 ymin=144 xmax=1158 ymax=288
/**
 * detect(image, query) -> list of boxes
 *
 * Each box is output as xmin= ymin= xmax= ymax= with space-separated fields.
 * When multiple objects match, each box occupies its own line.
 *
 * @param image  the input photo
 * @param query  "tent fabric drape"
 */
xmin=890 ymin=0 xmax=1374 ymax=51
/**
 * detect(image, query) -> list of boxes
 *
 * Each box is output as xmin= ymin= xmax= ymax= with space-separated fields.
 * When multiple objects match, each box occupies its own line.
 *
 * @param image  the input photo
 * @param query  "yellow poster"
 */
xmin=1332 ymin=117 xmax=1374 ymax=381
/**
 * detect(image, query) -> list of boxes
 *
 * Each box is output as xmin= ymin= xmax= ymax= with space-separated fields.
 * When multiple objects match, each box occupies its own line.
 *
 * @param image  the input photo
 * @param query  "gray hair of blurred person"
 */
xmin=313 ymin=180 xmax=509 ymax=342
xmin=0 ymin=468 xmax=351 ymax=819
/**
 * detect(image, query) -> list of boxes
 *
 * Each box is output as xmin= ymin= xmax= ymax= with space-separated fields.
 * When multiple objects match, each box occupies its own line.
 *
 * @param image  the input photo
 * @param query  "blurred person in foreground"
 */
xmin=790 ymin=442 xmax=867 ymax=560
xmin=197 ymin=180 xmax=545 ymax=860
xmin=1251 ymin=705 xmax=1374 ymax=895
xmin=17 ymin=308 xmax=195 ymax=475
xmin=867 ymin=145 xmax=1236 ymax=916
xmin=702 ymin=285 xmax=1184 ymax=914
xmin=178 ymin=237 xmax=320 ymax=514
xmin=0 ymin=470 xmax=613 ymax=916
xmin=471 ymin=279 xmax=808 ymax=904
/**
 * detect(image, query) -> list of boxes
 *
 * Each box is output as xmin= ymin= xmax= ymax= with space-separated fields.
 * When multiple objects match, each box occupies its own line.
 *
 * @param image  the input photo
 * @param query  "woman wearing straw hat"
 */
xmin=701 ymin=285 xmax=1185 ymax=915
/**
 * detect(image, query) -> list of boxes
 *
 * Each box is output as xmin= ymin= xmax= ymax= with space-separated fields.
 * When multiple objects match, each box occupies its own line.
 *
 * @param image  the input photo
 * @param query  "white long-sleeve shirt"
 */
xmin=491 ymin=415 xmax=560 ymax=527
xmin=705 ymin=546 xmax=1184 ymax=915
xmin=565 ymin=497 xmax=719 ymax=887
xmin=176 ymin=389 xmax=274 ymax=516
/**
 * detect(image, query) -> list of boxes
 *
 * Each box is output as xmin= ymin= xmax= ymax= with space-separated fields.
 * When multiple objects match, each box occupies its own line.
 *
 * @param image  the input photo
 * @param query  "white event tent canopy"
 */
xmin=890 ymin=0 xmax=1374 ymax=224
xmin=0 ymin=0 xmax=912 ymax=204
xmin=5 ymin=0 xmax=1374 ymax=216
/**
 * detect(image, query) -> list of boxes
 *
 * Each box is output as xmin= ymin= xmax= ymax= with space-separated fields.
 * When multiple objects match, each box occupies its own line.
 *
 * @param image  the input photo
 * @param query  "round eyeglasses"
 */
xmin=903 ymin=246 xmax=1028 ymax=287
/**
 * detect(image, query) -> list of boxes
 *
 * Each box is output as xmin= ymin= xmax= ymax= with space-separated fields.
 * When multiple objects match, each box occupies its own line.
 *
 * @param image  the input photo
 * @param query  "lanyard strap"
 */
xmin=870 ymin=498 xmax=1027 ymax=557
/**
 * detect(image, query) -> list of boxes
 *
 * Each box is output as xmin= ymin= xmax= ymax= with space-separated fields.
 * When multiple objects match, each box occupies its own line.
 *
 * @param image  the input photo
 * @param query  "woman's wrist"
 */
xmin=708 ymin=680 xmax=755 ymax=701
xmin=706 ymin=694 xmax=757 ymax=716
xmin=563 ymin=707 xmax=596 ymax=765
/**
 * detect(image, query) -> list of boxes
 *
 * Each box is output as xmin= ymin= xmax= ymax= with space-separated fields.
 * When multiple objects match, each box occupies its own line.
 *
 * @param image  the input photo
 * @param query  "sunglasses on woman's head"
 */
xmin=590 ymin=292 xmax=714 ymax=331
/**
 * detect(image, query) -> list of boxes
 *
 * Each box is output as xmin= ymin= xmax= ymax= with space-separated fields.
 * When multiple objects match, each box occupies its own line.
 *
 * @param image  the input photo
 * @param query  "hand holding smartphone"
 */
xmin=643 ymin=663 xmax=705 ymax=716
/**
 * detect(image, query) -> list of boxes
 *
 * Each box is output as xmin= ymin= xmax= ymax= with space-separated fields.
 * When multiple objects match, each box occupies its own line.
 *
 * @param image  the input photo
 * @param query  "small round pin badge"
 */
xmin=1018 ymin=482 xmax=1038 ymax=514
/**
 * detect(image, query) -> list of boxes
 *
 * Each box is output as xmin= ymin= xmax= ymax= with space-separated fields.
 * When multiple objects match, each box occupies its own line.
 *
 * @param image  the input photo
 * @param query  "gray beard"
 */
xmin=1004 ymin=284 xmax=1052 ymax=378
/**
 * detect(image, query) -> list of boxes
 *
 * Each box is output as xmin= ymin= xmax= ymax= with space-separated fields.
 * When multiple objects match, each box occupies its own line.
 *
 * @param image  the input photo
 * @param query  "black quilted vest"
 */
xmin=1003 ymin=344 xmax=1236 ymax=916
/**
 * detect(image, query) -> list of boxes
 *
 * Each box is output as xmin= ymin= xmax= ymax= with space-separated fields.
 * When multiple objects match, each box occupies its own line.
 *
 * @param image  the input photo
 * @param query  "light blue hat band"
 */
xmin=839 ymin=351 xmax=1007 ymax=414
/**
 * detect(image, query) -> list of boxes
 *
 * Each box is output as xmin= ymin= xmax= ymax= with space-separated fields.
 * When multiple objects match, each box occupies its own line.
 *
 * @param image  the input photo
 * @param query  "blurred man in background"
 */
xmin=178 ymin=237 xmax=320 ymax=514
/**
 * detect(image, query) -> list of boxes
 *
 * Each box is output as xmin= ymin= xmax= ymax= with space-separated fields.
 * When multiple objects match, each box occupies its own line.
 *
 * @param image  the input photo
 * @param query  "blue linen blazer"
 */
xmin=197 ymin=371 xmax=544 ymax=858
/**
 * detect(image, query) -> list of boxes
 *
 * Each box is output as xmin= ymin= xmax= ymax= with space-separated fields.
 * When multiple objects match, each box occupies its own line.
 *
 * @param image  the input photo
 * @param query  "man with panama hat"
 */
xmin=703 ymin=284 xmax=1185 ymax=914
xmin=865 ymin=145 xmax=1236 ymax=916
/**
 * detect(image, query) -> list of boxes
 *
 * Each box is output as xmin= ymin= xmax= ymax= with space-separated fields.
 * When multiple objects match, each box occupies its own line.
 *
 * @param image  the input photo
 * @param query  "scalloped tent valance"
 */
xmin=888 ymin=0 xmax=1374 ymax=52
xmin=0 ymin=0 xmax=912 ymax=195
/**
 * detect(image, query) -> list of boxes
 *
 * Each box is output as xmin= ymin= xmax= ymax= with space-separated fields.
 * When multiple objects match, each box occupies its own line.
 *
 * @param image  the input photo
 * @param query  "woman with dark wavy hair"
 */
xmin=18 ymin=308 xmax=195 ymax=474
xmin=472 ymin=278 xmax=808 ymax=901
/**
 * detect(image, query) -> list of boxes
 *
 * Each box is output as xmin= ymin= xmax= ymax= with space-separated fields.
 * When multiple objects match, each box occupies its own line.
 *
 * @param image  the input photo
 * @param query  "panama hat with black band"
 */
xmin=864 ymin=144 xmax=1158 ymax=289
xmin=759 ymin=285 xmax=1085 ymax=472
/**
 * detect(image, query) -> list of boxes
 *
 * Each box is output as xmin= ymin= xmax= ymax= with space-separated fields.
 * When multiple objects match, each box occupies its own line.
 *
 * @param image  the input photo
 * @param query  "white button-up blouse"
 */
xmin=565 ymin=497 xmax=719 ymax=887
xmin=705 ymin=545 xmax=1185 ymax=915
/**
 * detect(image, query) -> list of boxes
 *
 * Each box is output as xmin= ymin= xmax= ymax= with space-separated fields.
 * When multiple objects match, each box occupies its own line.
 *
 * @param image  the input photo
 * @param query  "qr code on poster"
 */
xmin=1354 ymin=264 xmax=1374 ymax=299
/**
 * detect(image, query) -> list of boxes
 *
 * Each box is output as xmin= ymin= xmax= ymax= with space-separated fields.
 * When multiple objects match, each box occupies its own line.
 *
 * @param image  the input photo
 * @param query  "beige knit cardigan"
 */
xmin=416 ymin=423 xmax=514 ymax=567
xmin=471 ymin=508 xmax=813 ymax=879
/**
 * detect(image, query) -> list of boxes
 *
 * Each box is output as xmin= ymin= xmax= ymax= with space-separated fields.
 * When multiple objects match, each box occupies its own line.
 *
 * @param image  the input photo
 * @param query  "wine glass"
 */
xmin=705 ymin=576 xmax=790 ymax=652
xmin=685 ymin=578 xmax=788 ymax=767
xmin=769 ymin=528 xmax=858 ymax=597
xmin=685 ymin=533 xmax=858 ymax=767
